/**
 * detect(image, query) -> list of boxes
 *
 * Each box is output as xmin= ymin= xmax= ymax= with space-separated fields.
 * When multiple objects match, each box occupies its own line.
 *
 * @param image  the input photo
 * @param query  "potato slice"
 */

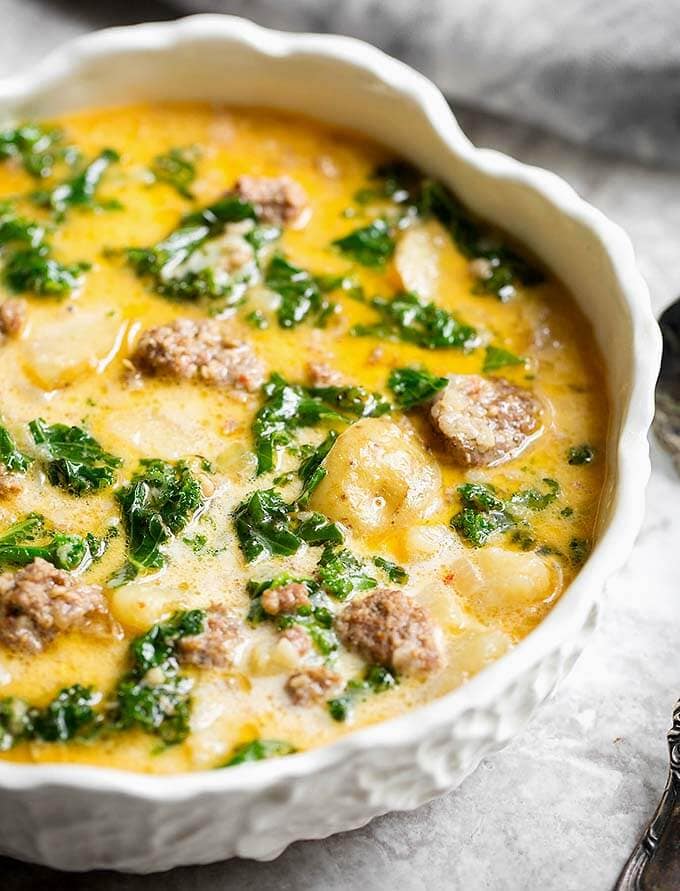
xmin=394 ymin=221 xmax=445 ymax=300
xmin=309 ymin=417 xmax=443 ymax=537
xmin=21 ymin=307 xmax=126 ymax=389
xmin=472 ymin=547 xmax=559 ymax=609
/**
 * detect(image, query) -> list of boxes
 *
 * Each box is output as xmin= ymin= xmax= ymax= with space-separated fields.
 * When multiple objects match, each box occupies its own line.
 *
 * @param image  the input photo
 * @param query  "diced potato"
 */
xmin=416 ymin=579 xmax=483 ymax=634
xmin=102 ymin=400 xmax=225 ymax=461
xmin=448 ymin=628 xmax=512 ymax=675
xmin=394 ymin=221 xmax=445 ymax=300
xmin=309 ymin=417 xmax=443 ymax=537
xmin=472 ymin=547 xmax=559 ymax=609
xmin=110 ymin=584 xmax=181 ymax=632
xmin=21 ymin=307 xmax=127 ymax=389
xmin=405 ymin=524 xmax=463 ymax=562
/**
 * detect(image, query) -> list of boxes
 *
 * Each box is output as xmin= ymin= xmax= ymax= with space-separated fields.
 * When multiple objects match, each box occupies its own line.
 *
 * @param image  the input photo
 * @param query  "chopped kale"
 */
xmin=421 ymin=180 xmax=544 ymax=299
xmin=317 ymin=546 xmax=377 ymax=601
xmin=296 ymin=431 xmax=338 ymax=507
xmin=29 ymin=418 xmax=122 ymax=495
xmin=307 ymin=384 xmax=391 ymax=419
xmin=149 ymin=146 xmax=199 ymax=199
xmin=510 ymin=478 xmax=560 ymax=511
xmin=126 ymin=194 xmax=261 ymax=305
xmin=569 ymin=537 xmax=590 ymax=565
xmin=0 ymin=685 xmax=100 ymax=750
xmin=0 ymin=123 xmax=70 ymax=179
xmin=4 ymin=246 xmax=90 ymax=297
xmin=332 ymin=219 xmax=395 ymax=267
xmin=252 ymin=374 xmax=345 ymax=475
xmin=111 ymin=610 xmax=205 ymax=746
xmin=452 ymin=479 xmax=562 ymax=548
xmin=362 ymin=161 xmax=421 ymax=205
xmin=0 ymin=422 xmax=31 ymax=473
xmin=221 ymin=739 xmax=296 ymax=767
xmin=234 ymin=489 xmax=306 ymax=563
xmin=265 ymin=254 xmax=339 ymax=328
xmin=568 ymin=444 xmax=596 ymax=465
xmin=0 ymin=203 xmax=90 ymax=297
xmin=373 ymin=555 xmax=409 ymax=584
xmin=0 ymin=513 xmax=102 ymax=571
xmin=352 ymin=291 xmax=478 ymax=351
xmin=327 ymin=666 xmax=397 ymax=722
xmin=233 ymin=488 xmax=343 ymax=564
xmin=483 ymin=345 xmax=525 ymax=373
xmin=33 ymin=148 xmax=121 ymax=217
xmin=111 ymin=459 xmax=204 ymax=585
xmin=387 ymin=366 xmax=447 ymax=408
xmin=0 ymin=203 xmax=44 ymax=248
xmin=451 ymin=483 xmax=515 ymax=547
xmin=296 ymin=512 xmax=344 ymax=547
xmin=29 ymin=684 xmax=100 ymax=743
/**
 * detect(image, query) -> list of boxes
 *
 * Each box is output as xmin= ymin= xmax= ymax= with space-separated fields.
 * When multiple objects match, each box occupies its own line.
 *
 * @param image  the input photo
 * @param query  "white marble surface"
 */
xmin=1 ymin=4 xmax=679 ymax=889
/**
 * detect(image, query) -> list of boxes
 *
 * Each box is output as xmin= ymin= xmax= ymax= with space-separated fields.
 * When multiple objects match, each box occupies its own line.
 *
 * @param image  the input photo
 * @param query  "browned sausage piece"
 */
xmin=430 ymin=374 xmax=540 ymax=466
xmin=336 ymin=588 xmax=444 ymax=676
xmin=261 ymin=582 xmax=310 ymax=617
xmin=231 ymin=175 xmax=309 ymax=227
xmin=0 ymin=298 xmax=27 ymax=343
xmin=131 ymin=319 xmax=266 ymax=392
xmin=0 ymin=467 xmax=22 ymax=500
xmin=0 ymin=558 xmax=112 ymax=654
xmin=285 ymin=666 xmax=343 ymax=706
xmin=176 ymin=606 xmax=242 ymax=670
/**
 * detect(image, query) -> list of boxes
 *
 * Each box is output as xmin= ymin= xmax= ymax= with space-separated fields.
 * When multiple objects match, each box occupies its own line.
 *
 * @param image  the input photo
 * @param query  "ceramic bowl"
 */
xmin=0 ymin=14 xmax=660 ymax=872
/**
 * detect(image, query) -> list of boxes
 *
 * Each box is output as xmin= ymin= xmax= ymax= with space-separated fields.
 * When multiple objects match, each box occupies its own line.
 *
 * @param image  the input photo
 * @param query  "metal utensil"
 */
xmin=614 ymin=701 xmax=680 ymax=890
xmin=652 ymin=299 xmax=680 ymax=470
xmin=615 ymin=301 xmax=680 ymax=889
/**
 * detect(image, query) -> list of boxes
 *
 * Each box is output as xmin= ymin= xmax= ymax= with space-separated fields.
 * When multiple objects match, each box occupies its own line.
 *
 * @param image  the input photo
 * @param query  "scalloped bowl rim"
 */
xmin=0 ymin=15 xmax=660 ymax=801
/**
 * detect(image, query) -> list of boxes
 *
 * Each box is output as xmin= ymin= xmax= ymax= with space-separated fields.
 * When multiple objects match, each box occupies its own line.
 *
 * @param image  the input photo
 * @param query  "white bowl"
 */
xmin=0 ymin=14 xmax=660 ymax=873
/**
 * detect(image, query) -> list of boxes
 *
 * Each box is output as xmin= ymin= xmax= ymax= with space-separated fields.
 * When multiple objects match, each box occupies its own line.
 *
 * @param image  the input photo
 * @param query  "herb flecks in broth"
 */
xmin=0 ymin=203 xmax=89 ymax=297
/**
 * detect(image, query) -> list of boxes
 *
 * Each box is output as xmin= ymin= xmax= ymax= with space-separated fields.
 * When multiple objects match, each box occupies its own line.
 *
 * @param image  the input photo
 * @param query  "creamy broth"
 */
xmin=0 ymin=104 xmax=607 ymax=772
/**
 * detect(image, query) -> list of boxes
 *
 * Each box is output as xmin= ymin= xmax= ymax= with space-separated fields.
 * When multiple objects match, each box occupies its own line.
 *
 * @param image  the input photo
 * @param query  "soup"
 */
xmin=0 ymin=104 xmax=607 ymax=772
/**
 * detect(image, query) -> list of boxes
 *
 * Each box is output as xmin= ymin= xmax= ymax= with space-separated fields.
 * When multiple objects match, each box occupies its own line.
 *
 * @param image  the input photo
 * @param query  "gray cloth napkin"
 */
xmin=172 ymin=0 xmax=680 ymax=166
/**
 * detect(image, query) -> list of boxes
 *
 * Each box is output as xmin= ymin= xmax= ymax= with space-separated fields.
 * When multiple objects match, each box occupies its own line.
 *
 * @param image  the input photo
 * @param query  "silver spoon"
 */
xmin=614 ymin=701 xmax=680 ymax=889
xmin=614 ymin=301 xmax=680 ymax=889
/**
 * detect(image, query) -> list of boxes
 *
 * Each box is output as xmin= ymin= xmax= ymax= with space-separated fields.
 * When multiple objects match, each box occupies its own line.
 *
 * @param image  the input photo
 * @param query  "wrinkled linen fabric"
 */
xmin=173 ymin=0 xmax=680 ymax=165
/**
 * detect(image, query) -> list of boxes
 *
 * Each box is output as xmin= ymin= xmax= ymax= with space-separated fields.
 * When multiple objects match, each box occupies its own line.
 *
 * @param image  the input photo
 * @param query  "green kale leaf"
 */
xmin=373 ymin=555 xmax=409 ymax=584
xmin=317 ymin=545 xmax=376 ymax=601
xmin=352 ymin=291 xmax=478 ymax=350
xmin=296 ymin=431 xmax=338 ymax=507
xmin=149 ymin=146 xmax=199 ymax=199
xmin=265 ymin=254 xmax=339 ymax=328
xmin=387 ymin=366 xmax=448 ymax=408
xmin=29 ymin=418 xmax=122 ymax=495
xmin=233 ymin=488 xmax=343 ymax=564
xmin=0 ymin=123 xmax=70 ymax=179
xmin=0 ymin=513 xmax=102 ymax=572
xmin=33 ymin=148 xmax=121 ymax=217
xmin=483 ymin=345 xmax=525 ymax=373
xmin=111 ymin=459 xmax=204 ymax=585
xmin=332 ymin=218 xmax=395 ymax=267
xmin=221 ymin=738 xmax=296 ymax=767
xmin=0 ymin=422 xmax=31 ymax=473
xmin=328 ymin=665 xmax=397 ymax=722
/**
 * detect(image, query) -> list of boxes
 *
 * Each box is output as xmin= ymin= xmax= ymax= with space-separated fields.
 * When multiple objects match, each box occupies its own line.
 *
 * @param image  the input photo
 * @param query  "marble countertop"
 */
xmin=1 ymin=4 xmax=679 ymax=889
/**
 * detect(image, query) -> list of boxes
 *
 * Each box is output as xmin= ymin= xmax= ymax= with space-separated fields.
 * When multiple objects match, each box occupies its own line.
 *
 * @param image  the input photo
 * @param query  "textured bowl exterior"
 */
xmin=0 ymin=16 xmax=660 ymax=873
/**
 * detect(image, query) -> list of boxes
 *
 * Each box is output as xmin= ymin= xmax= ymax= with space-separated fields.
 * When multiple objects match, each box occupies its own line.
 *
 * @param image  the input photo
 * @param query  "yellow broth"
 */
xmin=0 ymin=104 xmax=607 ymax=772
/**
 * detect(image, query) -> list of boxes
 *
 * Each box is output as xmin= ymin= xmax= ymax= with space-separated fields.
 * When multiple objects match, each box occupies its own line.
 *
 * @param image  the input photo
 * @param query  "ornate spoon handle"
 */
xmin=614 ymin=701 xmax=680 ymax=890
